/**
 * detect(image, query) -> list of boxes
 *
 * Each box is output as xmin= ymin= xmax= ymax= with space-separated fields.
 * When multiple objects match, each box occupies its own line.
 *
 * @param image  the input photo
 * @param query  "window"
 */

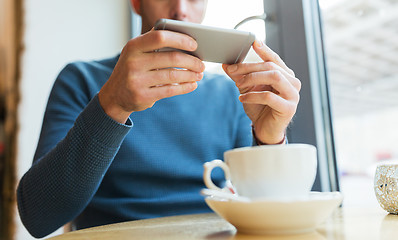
xmin=320 ymin=0 xmax=398 ymax=207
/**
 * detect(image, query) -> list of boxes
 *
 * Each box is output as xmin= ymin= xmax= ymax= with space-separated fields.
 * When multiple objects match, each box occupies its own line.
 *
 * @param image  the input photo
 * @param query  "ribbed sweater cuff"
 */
xmin=77 ymin=94 xmax=133 ymax=148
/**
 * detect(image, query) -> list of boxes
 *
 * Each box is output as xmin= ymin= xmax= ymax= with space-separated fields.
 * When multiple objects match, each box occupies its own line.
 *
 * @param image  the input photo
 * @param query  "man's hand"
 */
xmin=223 ymin=40 xmax=301 ymax=144
xmin=98 ymin=29 xmax=205 ymax=123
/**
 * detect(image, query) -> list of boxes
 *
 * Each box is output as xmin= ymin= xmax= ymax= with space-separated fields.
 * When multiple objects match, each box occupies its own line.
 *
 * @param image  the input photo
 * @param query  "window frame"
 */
xmin=262 ymin=0 xmax=339 ymax=192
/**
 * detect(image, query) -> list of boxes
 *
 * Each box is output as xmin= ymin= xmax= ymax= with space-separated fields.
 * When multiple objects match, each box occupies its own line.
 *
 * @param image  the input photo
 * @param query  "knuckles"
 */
xmin=123 ymin=38 xmax=140 ymax=54
xmin=151 ymin=31 xmax=168 ymax=46
xmin=262 ymin=91 xmax=274 ymax=102
xmin=125 ymin=57 xmax=141 ymax=72
xmin=168 ymin=51 xmax=183 ymax=65
xmin=262 ymin=61 xmax=278 ymax=71
xmin=269 ymin=70 xmax=283 ymax=83
xmin=293 ymin=77 xmax=302 ymax=91
xmin=167 ymin=69 xmax=178 ymax=82
xmin=164 ymin=85 xmax=177 ymax=97
xmin=287 ymin=101 xmax=299 ymax=116
xmin=288 ymin=68 xmax=296 ymax=77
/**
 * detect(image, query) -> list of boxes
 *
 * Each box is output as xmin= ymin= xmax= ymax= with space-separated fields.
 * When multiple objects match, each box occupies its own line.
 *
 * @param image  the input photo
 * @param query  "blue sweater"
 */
xmin=17 ymin=55 xmax=253 ymax=238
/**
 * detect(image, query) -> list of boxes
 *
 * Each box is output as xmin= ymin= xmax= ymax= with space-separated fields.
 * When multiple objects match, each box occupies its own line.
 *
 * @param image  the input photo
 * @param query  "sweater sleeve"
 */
xmin=17 ymin=64 xmax=132 ymax=238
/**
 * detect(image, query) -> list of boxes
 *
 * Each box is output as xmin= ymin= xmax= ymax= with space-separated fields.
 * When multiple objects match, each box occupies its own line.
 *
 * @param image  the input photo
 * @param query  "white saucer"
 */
xmin=205 ymin=191 xmax=343 ymax=235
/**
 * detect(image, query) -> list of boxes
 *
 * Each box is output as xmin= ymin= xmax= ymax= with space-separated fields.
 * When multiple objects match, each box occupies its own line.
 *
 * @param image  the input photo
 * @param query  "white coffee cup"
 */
xmin=203 ymin=144 xmax=317 ymax=199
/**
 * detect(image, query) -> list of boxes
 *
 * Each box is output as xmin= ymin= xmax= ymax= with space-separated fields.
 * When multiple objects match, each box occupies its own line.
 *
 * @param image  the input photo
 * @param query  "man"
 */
xmin=17 ymin=0 xmax=301 ymax=238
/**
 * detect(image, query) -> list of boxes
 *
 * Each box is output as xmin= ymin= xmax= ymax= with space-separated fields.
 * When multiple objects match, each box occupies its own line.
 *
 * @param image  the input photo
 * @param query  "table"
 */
xmin=47 ymin=207 xmax=398 ymax=240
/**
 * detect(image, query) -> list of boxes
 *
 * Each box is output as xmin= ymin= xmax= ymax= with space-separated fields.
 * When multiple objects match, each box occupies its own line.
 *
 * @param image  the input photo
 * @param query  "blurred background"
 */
xmin=320 ymin=0 xmax=398 ymax=208
xmin=1 ymin=0 xmax=397 ymax=239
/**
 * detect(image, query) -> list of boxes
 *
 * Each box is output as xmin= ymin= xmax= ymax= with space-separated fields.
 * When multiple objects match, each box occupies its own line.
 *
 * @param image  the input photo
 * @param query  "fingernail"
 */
xmin=227 ymin=65 xmax=238 ymax=73
xmin=190 ymin=40 xmax=197 ymax=50
xmin=197 ymin=72 xmax=204 ymax=80
xmin=254 ymin=39 xmax=263 ymax=47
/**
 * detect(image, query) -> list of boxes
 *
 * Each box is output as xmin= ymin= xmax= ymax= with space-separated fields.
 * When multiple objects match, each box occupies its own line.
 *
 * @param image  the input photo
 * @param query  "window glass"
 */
xmin=320 ymin=0 xmax=398 ymax=206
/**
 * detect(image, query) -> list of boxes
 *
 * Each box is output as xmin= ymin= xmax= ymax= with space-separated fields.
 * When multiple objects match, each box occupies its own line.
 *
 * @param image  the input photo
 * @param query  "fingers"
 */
xmin=133 ymin=30 xmax=198 ymax=53
xmin=224 ymin=61 xmax=289 ymax=79
xmin=101 ymin=29 xmax=204 ymax=117
xmin=252 ymin=40 xmax=295 ymax=77
xmin=237 ymin=71 xmax=299 ymax=101
xmin=124 ymin=31 xmax=205 ymax=87
xmin=147 ymin=69 xmax=203 ymax=87
xmin=133 ymin=51 xmax=204 ymax=87
xmin=239 ymin=91 xmax=298 ymax=116
xmin=223 ymin=61 xmax=301 ymax=91
xmin=150 ymin=81 xmax=199 ymax=100
xmin=144 ymin=51 xmax=205 ymax=72
xmin=222 ymin=62 xmax=301 ymax=101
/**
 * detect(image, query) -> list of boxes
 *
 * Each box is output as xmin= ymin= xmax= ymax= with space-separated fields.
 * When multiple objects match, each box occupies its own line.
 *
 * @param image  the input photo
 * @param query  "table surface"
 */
xmin=47 ymin=207 xmax=398 ymax=240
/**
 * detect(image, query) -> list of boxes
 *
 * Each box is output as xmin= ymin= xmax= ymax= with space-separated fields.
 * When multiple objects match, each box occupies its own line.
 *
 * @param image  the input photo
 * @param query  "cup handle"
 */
xmin=203 ymin=159 xmax=231 ymax=191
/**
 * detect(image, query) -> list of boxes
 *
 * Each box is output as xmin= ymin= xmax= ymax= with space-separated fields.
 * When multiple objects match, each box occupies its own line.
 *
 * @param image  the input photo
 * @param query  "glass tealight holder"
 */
xmin=374 ymin=164 xmax=398 ymax=214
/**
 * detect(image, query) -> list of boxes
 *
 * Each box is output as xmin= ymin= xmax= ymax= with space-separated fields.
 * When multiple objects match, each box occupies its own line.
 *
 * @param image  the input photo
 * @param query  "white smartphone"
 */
xmin=154 ymin=19 xmax=256 ymax=64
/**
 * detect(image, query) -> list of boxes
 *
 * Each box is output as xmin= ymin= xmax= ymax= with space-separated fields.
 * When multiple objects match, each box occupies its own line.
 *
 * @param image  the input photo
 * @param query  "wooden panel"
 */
xmin=0 ymin=0 xmax=23 ymax=239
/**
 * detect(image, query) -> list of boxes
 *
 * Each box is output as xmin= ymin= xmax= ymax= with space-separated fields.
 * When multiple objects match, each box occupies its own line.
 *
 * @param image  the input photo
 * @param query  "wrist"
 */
xmin=98 ymin=90 xmax=132 ymax=124
xmin=252 ymin=125 xmax=286 ymax=145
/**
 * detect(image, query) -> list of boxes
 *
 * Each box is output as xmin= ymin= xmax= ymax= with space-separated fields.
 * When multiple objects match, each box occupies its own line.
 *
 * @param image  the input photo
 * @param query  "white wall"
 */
xmin=17 ymin=0 xmax=130 ymax=239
